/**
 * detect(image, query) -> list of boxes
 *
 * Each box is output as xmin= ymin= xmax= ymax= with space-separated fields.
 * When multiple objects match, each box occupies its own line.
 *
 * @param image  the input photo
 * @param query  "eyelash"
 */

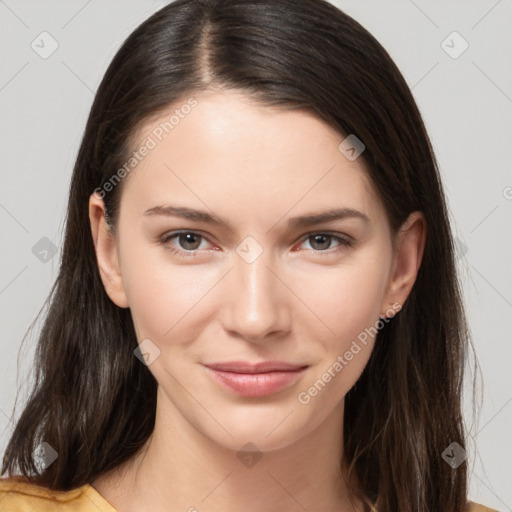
xmin=157 ymin=230 xmax=353 ymax=258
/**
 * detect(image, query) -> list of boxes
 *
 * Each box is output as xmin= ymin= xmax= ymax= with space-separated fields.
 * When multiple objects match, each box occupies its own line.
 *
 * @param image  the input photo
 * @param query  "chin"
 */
xmin=197 ymin=403 xmax=316 ymax=454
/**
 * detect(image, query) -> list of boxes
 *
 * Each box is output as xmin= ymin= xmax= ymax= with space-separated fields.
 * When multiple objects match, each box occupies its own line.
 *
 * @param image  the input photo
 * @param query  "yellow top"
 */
xmin=0 ymin=476 xmax=117 ymax=512
xmin=0 ymin=476 xmax=501 ymax=512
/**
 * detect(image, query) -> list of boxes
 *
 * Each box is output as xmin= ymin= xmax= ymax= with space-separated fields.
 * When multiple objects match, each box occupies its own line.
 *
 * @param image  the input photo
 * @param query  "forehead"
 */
xmin=120 ymin=90 xmax=384 ymax=225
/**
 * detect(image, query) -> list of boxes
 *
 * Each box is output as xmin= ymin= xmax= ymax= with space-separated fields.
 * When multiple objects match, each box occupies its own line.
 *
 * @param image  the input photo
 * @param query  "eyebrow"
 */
xmin=143 ymin=205 xmax=370 ymax=229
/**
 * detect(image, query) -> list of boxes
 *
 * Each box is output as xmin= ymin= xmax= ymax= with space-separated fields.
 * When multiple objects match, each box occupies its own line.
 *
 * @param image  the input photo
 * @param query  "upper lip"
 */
xmin=204 ymin=361 xmax=308 ymax=374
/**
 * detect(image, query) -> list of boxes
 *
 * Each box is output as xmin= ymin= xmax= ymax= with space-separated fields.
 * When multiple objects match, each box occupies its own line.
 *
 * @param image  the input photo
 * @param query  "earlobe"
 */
xmin=380 ymin=211 xmax=426 ymax=317
xmin=88 ymin=192 xmax=129 ymax=308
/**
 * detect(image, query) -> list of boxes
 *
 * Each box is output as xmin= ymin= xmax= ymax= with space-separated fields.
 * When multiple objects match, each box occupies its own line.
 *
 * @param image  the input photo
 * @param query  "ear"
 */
xmin=88 ymin=191 xmax=129 ymax=308
xmin=380 ymin=211 xmax=426 ymax=317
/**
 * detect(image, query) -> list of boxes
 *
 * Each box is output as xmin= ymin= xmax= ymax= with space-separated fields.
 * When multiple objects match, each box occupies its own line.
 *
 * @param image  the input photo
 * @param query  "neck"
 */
xmin=92 ymin=387 xmax=364 ymax=512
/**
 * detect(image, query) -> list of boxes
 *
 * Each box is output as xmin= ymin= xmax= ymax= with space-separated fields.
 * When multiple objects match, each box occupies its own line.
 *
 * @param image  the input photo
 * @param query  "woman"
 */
xmin=0 ymin=0 xmax=498 ymax=511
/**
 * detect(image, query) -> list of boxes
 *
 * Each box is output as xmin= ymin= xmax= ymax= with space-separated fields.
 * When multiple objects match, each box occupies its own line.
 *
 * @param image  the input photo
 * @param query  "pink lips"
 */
xmin=203 ymin=361 xmax=308 ymax=397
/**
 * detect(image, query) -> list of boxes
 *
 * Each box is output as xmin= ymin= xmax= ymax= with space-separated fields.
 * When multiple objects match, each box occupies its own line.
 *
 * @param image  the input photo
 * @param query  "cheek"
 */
xmin=296 ymin=254 xmax=390 ymax=344
xmin=291 ymin=250 xmax=391 ymax=396
xmin=119 ymin=238 xmax=220 ymax=343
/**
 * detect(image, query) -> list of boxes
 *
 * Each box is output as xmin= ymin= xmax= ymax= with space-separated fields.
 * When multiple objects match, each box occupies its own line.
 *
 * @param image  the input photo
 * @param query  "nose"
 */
xmin=221 ymin=247 xmax=291 ymax=343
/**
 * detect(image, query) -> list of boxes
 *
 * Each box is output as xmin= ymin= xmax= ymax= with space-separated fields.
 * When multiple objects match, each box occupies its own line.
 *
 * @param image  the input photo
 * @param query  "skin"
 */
xmin=88 ymin=89 xmax=426 ymax=512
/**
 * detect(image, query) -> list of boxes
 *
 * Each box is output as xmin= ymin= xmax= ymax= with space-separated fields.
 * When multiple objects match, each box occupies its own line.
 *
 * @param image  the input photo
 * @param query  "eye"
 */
xmin=298 ymin=233 xmax=353 ymax=253
xmin=158 ymin=231 xmax=213 ymax=257
xmin=157 ymin=230 xmax=353 ymax=258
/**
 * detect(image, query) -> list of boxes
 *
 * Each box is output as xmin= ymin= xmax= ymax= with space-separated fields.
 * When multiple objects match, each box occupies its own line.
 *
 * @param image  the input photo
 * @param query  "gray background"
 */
xmin=0 ymin=0 xmax=511 ymax=510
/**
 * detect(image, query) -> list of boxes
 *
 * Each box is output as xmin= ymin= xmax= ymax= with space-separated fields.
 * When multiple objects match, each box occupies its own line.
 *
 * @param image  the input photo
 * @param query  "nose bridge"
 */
xmin=224 ymin=240 xmax=288 ymax=340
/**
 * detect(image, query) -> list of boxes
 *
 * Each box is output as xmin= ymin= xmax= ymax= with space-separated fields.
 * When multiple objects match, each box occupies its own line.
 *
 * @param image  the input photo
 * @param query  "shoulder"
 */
xmin=467 ymin=501 xmax=502 ymax=512
xmin=0 ymin=476 xmax=118 ymax=512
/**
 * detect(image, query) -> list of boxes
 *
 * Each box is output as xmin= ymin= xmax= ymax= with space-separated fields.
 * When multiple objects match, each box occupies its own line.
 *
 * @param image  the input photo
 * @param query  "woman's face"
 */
xmin=91 ymin=90 xmax=421 ymax=452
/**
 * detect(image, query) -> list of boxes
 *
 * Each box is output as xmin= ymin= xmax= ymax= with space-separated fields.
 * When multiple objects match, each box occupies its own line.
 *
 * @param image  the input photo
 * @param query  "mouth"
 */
xmin=203 ymin=361 xmax=309 ymax=397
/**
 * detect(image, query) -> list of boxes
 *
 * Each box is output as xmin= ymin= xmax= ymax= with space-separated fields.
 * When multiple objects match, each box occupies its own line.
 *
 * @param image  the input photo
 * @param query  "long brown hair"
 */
xmin=1 ymin=1 xmax=479 ymax=510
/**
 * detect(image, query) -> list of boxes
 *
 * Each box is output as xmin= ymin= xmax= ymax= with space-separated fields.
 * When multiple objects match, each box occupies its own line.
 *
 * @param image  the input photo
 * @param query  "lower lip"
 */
xmin=204 ymin=367 xmax=307 ymax=397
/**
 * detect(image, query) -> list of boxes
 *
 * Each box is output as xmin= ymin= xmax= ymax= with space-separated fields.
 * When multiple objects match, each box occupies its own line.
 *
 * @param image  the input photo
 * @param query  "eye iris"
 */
xmin=310 ymin=234 xmax=331 ymax=250
xmin=179 ymin=233 xmax=201 ymax=250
